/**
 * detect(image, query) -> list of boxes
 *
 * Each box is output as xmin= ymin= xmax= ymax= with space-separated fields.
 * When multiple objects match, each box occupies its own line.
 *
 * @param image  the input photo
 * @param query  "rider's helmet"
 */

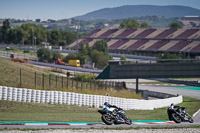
xmin=104 ymin=102 xmax=109 ymax=106
xmin=170 ymin=103 xmax=174 ymax=109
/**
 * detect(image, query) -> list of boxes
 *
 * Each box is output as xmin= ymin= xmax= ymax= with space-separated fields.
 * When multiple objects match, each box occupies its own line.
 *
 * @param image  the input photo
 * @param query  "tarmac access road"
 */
xmin=126 ymin=83 xmax=200 ymax=100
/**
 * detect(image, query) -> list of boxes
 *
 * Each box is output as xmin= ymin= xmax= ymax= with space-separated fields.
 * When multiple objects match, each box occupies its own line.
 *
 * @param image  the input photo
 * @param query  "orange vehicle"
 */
xmin=11 ymin=58 xmax=28 ymax=63
xmin=56 ymin=58 xmax=65 ymax=65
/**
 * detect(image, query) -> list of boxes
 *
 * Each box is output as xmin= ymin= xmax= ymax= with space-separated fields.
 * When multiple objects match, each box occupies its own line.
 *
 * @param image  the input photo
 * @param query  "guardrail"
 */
xmin=0 ymin=86 xmax=183 ymax=110
xmin=168 ymin=79 xmax=200 ymax=87
xmin=0 ymin=50 xmax=38 ymax=61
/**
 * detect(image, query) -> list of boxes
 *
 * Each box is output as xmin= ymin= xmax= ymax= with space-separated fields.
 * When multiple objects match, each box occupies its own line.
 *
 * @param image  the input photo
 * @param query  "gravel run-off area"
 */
xmin=1 ymin=129 xmax=200 ymax=133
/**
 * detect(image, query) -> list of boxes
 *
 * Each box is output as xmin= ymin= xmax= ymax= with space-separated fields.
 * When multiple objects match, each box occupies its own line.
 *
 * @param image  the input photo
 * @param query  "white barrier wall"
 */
xmin=0 ymin=86 xmax=183 ymax=110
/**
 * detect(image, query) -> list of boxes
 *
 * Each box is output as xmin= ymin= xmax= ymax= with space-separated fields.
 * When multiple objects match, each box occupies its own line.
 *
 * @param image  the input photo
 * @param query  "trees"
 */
xmin=0 ymin=27 xmax=2 ymax=43
xmin=1 ymin=19 xmax=11 ymax=43
xmin=0 ymin=19 xmax=76 ymax=46
xmin=50 ymin=51 xmax=61 ymax=63
xmin=49 ymin=29 xmax=62 ymax=45
xmin=37 ymin=48 xmax=51 ymax=62
xmin=93 ymin=40 xmax=108 ymax=54
xmin=90 ymin=50 xmax=109 ymax=69
xmin=120 ymin=55 xmax=126 ymax=61
xmin=61 ymin=30 xmax=76 ymax=46
xmin=64 ymin=40 xmax=110 ymax=69
xmin=37 ymin=48 xmax=62 ymax=63
xmin=64 ymin=53 xmax=77 ymax=62
xmin=140 ymin=22 xmax=149 ymax=28
xmin=120 ymin=19 xmax=150 ymax=29
xmin=158 ymin=52 xmax=181 ymax=59
xmin=120 ymin=19 xmax=140 ymax=29
xmin=170 ymin=22 xmax=182 ymax=28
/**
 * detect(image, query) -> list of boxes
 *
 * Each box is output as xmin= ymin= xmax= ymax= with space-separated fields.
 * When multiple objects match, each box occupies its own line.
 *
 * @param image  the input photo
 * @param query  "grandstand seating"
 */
xmin=146 ymin=40 xmax=170 ymax=51
xmin=68 ymin=28 xmax=200 ymax=54
xmin=176 ymin=29 xmax=199 ymax=39
xmin=135 ymin=29 xmax=156 ymax=38
xmin=126 ymin=40 xmax=149 ymax=50
xmin=168 ymin=41 xmax=191 ymax=52
xmin=109 ymin=39 xmax=129 ymax=49
xmin=155 ymin=29 xmax=177 ymax=38
xmin=190 ymin=44 xmax=200 ymax=53
xmin=117 ymin=29 xmax=137 ymax=38
xmin=85 ymin=29 xmax=101 ymax=38
xmin=99 ymin=29 xmax=118 ymax=38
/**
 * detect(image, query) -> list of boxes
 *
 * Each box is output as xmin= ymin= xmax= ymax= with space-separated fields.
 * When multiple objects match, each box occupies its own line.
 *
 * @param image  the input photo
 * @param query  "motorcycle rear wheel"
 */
xmin=171 ymin=113 xmax=182 ymax=123
xmin=101 ymin=114 xmax=114 ymax=125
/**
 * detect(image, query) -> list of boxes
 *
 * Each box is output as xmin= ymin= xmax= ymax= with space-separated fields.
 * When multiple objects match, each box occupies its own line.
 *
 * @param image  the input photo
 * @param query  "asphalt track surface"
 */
xmin=126 ymin=83 xmax=200 ymax=100
xmin=0 ymin=121 xmax=200 ymax=129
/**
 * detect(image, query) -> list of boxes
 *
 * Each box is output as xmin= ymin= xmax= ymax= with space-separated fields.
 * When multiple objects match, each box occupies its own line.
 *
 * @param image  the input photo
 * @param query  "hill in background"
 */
xmin=74 ymin=5 xmax=200 ymax=20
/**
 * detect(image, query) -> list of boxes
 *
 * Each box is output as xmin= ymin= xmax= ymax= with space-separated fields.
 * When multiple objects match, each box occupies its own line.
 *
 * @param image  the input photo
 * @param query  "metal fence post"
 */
xmin=105 ymin=81 xmax=107 ymax=90
xmin=35 ymin=72 xmax=36 ymax=88
xmin=67 ymin=77 xmax=68 ymax=89
xmin=20 ymin=68 xmax=22 ymax=87
xmin=94 ymin=80 xmax=96 ymax=89
xmin=76 ymin=80 xmax=78 ymax=90
xmin=42 ymin=73 xmax=44 ymax=89
xmin=56 ymin=76 xmax=57 ymax=88
xmin=97 ymin=80 xmax=99 ymax=90
xmin=81 ymin=79 xmax=83 ymax=91
xmin=90 ymin=80 xmax=92 ymax=90
xmin=49 ymin=74 xmax=51 ymax=88
xmin=72 ymin=79 xmax=74 ymax=91
xmin=62 ymin=76 xmax=63 ymax=88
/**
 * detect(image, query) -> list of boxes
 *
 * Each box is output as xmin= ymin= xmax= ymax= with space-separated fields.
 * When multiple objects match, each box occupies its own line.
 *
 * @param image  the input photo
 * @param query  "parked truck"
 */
xmin=56 ymin=59 xmax=80 ymax=67
xmin=67 ymin=60 xmax=80 ymax=67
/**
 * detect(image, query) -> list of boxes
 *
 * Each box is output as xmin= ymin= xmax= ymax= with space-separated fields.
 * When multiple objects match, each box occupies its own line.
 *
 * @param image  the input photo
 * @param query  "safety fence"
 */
xmin=17 ymin=68 xmax=124 ymax=91
xmin=0 ymin=50 xmax=38 ymax=61
xmin=0 ymin=86 xmax=183 ymax=110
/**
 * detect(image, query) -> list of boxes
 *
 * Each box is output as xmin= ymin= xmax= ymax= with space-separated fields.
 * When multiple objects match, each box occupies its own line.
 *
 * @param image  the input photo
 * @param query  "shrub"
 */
xmin=73 ymin=74 xmax=95 ymax=82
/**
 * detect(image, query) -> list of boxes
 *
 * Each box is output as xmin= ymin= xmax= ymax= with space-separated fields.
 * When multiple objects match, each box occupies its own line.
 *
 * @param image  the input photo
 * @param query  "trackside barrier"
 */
xmin=0 ymin=86 xmax=183 ymax=110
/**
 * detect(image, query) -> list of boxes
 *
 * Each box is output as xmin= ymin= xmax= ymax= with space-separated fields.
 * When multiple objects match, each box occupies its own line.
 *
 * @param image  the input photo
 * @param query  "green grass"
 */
xmin=0 ymin=97 xmax=199 ymax=122
xmin=0 ymin=57 xmax=142 ymax=99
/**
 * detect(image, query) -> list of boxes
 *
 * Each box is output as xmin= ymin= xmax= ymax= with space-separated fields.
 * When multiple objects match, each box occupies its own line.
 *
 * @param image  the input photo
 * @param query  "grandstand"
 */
xmin=68 ymin=28 xmax=200 ymax=57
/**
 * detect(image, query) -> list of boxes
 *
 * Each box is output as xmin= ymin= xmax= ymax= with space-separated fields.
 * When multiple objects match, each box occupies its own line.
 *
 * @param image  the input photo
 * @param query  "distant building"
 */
xmin=68 ymin=18 xmax=72 ymax=25
xmin=104 ymin=23 xmax=109 ymax=27
xmin=47 ymin=19 xmax=56 ymax=23
xmin=35 ymin=19 xmax=41 ymax=23
xmin=183 ymin=16 xmax=200 ymax=20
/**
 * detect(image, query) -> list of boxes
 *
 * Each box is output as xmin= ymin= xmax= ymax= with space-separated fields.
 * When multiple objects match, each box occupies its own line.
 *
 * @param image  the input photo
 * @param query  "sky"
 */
xmin=0 ymin=0 xmax=200 ymax=20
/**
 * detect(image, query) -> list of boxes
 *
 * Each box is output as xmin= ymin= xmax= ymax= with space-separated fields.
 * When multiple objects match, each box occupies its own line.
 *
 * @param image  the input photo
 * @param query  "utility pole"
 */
xmin=75 ymin=21 xmax=80 ymax=50
xmin=32 ymin=28 xmax=34 ymax=48
xmin=34 ymin=36 xmax=37 ymax=53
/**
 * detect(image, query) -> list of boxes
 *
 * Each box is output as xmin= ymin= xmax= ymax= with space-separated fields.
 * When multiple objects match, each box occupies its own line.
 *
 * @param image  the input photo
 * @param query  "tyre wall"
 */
xmin=0 ymin=86 xmax=183 ymax=110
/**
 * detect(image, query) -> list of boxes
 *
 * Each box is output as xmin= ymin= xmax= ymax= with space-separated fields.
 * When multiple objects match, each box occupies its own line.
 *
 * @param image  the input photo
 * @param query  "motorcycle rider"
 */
xmin=170 ymin=103 xmax=187 ymax=119
xmin=104 ymin=102 xmax=125 ymax=118
xmin=104 ymin=102 xmax=121 ymax=110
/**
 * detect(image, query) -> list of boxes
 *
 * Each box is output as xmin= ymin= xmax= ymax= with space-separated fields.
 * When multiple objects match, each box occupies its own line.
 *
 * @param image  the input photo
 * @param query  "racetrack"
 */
xmin=126 ymin=83 xmax=200 ymax=100
xmin=0 ymin=120 xmax=200 ymax=130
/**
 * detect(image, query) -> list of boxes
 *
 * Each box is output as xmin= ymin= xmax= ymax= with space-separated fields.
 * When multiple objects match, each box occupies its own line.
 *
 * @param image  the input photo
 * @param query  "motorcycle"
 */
xmin=167 ymin=104 xmax=193 ymax=123
xmin=98 ymin=102 xmax=132 ymax=125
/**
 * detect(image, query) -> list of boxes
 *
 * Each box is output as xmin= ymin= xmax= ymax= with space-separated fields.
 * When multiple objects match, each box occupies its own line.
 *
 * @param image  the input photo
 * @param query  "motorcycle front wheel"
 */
xmin=125 ymin=117 xmax=132 ymax=125
xmin=101 ymin=114 xmax=114 ymax=125
xmin=171 ymin=113 xmax=182 ymax=123
xmin=188 ymin=116 xmax=194 ymax=123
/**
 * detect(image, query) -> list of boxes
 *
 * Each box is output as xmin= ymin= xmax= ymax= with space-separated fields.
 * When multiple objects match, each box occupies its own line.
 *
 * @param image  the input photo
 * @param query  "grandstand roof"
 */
xmin=68 ymin=28 xmax=200 ymax=53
